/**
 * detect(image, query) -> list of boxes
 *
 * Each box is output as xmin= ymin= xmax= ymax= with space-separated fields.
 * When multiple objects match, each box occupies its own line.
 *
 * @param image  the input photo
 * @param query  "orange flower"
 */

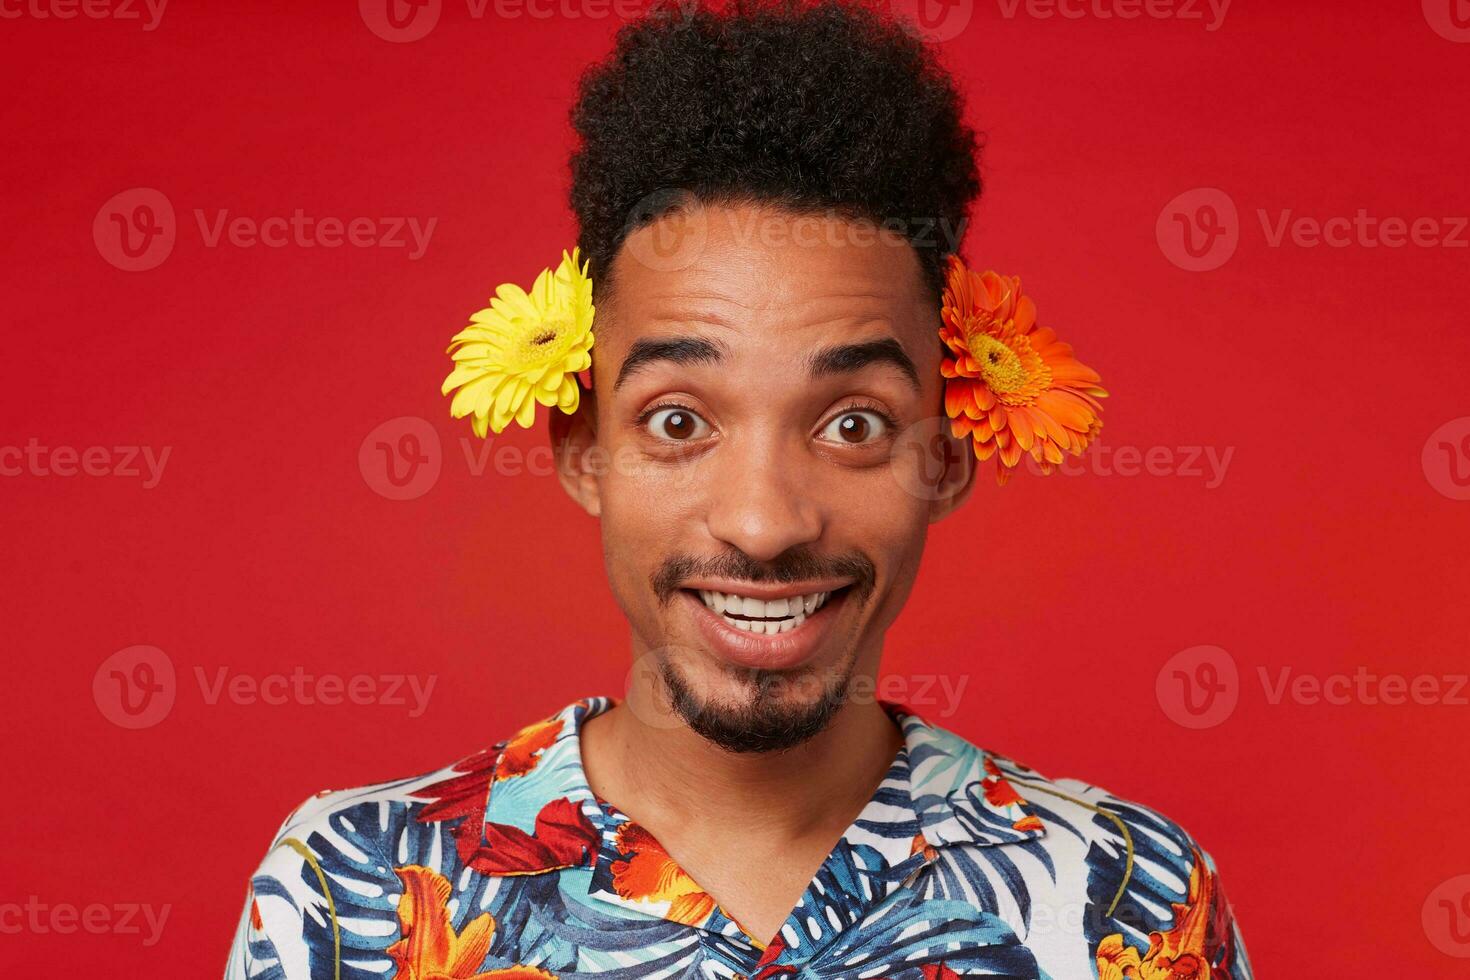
xmin=1094 ymin=851 xmax=1219 ymax=980
xmin=496 ymin=717 xmax=563 ymax=780
xmin=609 ymin=822 xmax=717 ymax=927
xmin=982 ymin=775 xmax=1026 ymax=808
xmin=939 ymin=256 xmax=1106 ymax=484
xmin=388 ymin=866 xmax=556 ymax=980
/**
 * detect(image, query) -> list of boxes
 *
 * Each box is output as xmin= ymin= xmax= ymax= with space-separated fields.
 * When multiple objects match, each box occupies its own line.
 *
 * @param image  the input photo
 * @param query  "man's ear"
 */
xmin=925 ymin=427 xmax=979 ymax=524
xmin=550 ymin=386 xmax=602 ymax=518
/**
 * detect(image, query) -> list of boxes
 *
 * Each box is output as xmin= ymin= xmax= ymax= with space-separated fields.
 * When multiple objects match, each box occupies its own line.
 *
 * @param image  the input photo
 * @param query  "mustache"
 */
xmin=651 ymin=547 xmax=877 ymax=606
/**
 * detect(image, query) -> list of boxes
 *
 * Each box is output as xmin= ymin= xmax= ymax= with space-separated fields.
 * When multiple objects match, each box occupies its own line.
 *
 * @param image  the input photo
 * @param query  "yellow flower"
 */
xmin=442 ymin=249 xmax=595 ymax=437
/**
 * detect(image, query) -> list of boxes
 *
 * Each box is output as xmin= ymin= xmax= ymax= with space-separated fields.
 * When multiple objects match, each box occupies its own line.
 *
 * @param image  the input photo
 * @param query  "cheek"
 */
xmin=593 ymin=443 xmax=704 ymax=598
xmin=828 ymin=467 xmax=932 ymax=552
xmin=832 ymin=472 xmax=932 ymax=614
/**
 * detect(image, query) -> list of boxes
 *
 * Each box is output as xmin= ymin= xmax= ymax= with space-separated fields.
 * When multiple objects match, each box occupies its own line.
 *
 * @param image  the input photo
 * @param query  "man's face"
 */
xmin=557 ymin=202 xmax=971 ymax=752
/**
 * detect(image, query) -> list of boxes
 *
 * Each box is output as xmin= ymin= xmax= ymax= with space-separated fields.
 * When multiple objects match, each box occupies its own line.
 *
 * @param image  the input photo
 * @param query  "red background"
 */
xmin=4 ymin=0 xmax=1469 ymax=975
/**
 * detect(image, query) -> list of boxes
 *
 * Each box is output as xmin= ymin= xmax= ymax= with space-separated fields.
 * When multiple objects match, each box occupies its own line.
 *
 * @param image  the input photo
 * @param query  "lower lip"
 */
xmin=683 ymin=589 xmax=848 ymax=672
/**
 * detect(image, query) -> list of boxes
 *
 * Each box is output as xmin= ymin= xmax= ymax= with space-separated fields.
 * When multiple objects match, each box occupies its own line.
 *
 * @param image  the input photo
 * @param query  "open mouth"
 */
xmin=689 ymin=587 xmax=844 ymax=635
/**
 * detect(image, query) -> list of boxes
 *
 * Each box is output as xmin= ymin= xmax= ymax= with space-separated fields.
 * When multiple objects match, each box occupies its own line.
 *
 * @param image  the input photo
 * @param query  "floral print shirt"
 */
xmin=226 ymin=697 xmax=1251 ymax=979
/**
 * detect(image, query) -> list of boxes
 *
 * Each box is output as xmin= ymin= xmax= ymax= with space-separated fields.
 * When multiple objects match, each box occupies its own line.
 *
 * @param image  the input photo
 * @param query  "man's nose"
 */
xmin=703 ymin=437 xmax=823 ymax=563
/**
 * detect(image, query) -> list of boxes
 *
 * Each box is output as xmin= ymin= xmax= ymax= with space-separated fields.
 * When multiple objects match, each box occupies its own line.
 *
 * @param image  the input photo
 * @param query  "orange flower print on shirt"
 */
xmin=388 ymin=866 xmax=556 ymax=980
xmin=983 ymin=774 xmax=1025 ymax=808
xmin=496 ymin=717 xmax=563 ymax=780
xmin=981 ymin=758 xmax=1043 ymax=833
xmin=1095 ymin=851 xmax=1227 ymax=980
xmin=609 ymin=822 xmax=717 ymax=927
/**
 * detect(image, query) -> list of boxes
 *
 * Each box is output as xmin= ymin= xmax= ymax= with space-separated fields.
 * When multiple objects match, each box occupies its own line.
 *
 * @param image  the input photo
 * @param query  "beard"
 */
xmin=657 ymin=648 xmax=860 ymax=754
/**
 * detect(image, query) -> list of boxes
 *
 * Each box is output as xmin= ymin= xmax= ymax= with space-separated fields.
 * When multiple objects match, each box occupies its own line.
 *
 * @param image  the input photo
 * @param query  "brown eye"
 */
xmin=817 ymin=410 xmax=890 ymax=445
xmin=838 ymin=415 xmax=870 ymax=442
xmin=645 ymin=406 xmax=711 ymax=441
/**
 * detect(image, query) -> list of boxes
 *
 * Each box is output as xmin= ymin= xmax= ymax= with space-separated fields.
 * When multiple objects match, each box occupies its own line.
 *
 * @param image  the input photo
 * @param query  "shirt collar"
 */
xmin=431 ymin=697 xmax=1047 ymax=903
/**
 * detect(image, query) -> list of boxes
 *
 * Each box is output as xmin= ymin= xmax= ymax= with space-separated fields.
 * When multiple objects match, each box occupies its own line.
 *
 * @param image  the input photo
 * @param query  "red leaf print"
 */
xmin=463 ymin=798 xmax=600 ymax=876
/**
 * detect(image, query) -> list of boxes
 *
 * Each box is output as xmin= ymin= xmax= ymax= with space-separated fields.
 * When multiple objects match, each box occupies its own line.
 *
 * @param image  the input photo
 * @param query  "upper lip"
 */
xmin=679 ymin=578 xmax=852 ymax=600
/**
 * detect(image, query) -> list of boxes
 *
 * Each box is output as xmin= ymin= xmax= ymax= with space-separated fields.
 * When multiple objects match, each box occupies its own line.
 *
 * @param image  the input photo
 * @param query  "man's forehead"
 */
xmin=600 ymin=205 xmax=933 ymax=342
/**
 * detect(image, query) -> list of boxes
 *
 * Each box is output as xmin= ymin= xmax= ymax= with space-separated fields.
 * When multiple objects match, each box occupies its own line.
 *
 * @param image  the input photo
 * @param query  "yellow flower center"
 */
xmin=971 ymin=333 xmax=1030 ymax=394
xmin=509 ymin=314 xmax=577 ymax=371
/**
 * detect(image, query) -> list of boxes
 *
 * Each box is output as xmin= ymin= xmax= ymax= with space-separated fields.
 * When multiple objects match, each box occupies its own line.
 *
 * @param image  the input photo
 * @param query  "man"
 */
xmin=227 ymin=2 xmax=1250 ymax=977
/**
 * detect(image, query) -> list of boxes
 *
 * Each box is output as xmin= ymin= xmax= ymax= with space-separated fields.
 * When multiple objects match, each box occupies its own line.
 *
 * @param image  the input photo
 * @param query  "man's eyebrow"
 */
xmin=613 ymin=336 xmax=727 ymax=390
xmin=806 ymin=338 xmax=921 ymax=390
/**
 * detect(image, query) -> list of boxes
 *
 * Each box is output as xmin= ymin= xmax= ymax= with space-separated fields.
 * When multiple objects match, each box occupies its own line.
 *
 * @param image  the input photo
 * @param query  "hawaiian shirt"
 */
xmin=226 ymin=697 xmax=1251 ymax=979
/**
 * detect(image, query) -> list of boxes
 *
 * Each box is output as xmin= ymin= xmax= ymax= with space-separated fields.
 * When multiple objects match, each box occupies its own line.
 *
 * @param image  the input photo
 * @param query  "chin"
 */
xmin=653 ymin=644 xmax=859 ymax=754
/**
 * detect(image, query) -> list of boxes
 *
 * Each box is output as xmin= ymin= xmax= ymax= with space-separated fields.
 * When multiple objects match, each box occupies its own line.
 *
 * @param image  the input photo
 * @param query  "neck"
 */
xmin=583 ymin=684 xmax=902 ymax=841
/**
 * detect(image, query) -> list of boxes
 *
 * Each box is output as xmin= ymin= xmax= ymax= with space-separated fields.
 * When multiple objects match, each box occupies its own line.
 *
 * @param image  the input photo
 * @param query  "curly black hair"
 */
xmin=568 ymin=0 xmax=982 ymax=301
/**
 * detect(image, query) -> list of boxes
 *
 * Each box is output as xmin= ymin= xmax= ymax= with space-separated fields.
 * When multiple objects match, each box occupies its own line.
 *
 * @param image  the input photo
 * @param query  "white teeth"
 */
xmin=699 ymin=589 xmax=833 ymax=633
